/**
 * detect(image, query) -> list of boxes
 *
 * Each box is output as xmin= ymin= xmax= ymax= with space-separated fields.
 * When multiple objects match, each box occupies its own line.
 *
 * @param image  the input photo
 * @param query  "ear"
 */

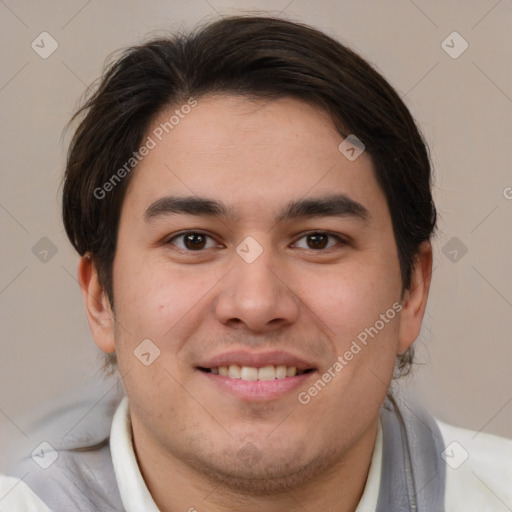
xmin=77 ymin=255 xmax=116 ymax=354
xmin=397 ymin=241 xmax=433 ymax=353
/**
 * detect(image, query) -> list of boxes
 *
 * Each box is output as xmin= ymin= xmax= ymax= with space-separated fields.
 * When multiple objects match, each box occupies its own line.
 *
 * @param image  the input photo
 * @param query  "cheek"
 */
xmin=293 ymin=252 xmax=403 ymax=389
xmin=294 ymin=258 xmax=401 ymax=340
xmin=112 ymin=257 xmax=216 ymax=349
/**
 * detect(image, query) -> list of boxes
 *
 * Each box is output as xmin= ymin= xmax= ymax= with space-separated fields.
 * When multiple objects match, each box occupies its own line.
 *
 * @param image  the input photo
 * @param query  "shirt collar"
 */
xmin=110 ymin=396 xmax=382 ymax=511
xmin=110 ymin=397 xmax=160 ymax=512
xmin=355 ymin=419 xmax=382 ymax=511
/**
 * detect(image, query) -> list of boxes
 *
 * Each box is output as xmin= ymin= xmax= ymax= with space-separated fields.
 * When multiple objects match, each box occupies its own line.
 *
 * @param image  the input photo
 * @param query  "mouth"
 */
xmin=198 ymin=364 xmax=315 ymax=380
xmin=196 ymin=351 xmax=318 ymax=401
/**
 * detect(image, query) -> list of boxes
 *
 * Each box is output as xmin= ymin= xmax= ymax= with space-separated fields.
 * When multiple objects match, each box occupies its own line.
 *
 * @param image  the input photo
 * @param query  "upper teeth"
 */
xmin=211 ymin=365 xmax=303 ymax=380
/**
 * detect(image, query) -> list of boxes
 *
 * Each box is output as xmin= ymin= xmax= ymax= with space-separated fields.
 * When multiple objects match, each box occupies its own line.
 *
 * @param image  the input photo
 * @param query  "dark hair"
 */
xmin=62 ymin=15 xmax=436 ymax=376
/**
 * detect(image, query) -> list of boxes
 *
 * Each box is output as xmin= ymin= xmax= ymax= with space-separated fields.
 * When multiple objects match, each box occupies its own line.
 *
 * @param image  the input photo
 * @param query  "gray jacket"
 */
xmin=13 ymin=394 xmax=446 ymax=511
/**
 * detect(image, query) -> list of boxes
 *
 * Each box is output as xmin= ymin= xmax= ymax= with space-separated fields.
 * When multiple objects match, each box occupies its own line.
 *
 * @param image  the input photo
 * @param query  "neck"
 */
xmin=131 ymin=417 xmax=379 ymax=512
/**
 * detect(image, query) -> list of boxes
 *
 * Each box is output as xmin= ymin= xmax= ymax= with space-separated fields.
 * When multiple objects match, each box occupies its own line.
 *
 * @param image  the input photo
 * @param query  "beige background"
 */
xmin=1 ymin=0 xmax=511 ymax=471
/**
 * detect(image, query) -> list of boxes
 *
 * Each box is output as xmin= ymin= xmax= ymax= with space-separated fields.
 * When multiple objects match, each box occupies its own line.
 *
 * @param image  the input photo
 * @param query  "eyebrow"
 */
xmin=144 ymin=196 xmax=231 ymax=219
xmin=143 ymin=194 xmax=370 ymax=224
xmin=276 ymin=194 xmax=370 ymax=224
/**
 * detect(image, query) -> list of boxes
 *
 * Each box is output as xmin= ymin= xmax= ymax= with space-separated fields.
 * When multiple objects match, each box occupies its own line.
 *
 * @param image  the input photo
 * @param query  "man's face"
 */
xmin=89 ymin=95 xmax=423 ymax=490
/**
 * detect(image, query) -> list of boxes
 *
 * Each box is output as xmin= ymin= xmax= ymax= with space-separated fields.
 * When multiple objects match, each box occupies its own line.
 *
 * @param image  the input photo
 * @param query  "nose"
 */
xmin=214 ymin=243 xmax=300 ymax=333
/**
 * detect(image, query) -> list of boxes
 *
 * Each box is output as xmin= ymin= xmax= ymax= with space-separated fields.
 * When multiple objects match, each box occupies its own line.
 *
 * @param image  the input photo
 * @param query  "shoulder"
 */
xmin=437 ymin=420 xmax=512 ymax=511
xmin=0 ymin=474 xmax=51 ymax=511
xmin=8 ymin=387 xmax=125 ymax=511
xmin=13 ymin=438 xmax=124 ymax=511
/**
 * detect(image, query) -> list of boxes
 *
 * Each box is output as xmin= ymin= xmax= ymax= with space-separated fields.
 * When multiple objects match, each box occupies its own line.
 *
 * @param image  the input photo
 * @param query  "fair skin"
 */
xmin=79 ymin=95 xmax=432 ymax=512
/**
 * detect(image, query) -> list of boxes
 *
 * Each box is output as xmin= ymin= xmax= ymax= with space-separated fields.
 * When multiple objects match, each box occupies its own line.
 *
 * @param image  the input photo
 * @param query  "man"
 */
xmin=9 ymin=15 xmax=511 ymax=511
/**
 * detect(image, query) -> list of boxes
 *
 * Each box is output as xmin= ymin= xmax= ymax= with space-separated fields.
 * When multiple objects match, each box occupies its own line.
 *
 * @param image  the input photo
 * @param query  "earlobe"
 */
xmin=77 ymin=255 xmax=116 ymax=354
xmin=397 ymin=241 xmax=433 ymax=353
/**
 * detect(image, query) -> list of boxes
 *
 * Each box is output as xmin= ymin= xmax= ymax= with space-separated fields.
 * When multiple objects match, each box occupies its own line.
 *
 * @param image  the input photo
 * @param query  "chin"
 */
xmin=184 ymin=443 xmax=340 ymax=496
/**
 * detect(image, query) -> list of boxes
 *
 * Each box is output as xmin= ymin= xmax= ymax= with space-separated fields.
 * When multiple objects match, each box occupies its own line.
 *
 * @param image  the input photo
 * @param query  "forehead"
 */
xmin=122 ymin=95 xmax=385 ymax=221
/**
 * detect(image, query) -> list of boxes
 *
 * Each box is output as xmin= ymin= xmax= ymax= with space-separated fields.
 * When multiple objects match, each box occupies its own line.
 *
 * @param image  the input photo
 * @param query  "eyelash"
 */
xmin=165 ymin=230 xmax=347 ymax=252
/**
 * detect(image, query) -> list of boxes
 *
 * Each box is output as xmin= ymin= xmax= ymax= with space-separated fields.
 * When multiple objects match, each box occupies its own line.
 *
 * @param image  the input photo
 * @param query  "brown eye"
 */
xmin=307 ymin=233 xmax=329 ymax=249
xmin=292 ymin=232 xmax=345 ymax=250
xmin=167 ymin=232 xmax=218 ymax=251
xmin=184 ymin=233 xmax=207 ymax=250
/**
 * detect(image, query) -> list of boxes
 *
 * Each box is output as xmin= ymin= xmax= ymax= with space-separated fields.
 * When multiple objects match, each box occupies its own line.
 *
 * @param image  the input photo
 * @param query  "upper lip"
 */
xmin=197 ymin=350 xmax=317 ymax=371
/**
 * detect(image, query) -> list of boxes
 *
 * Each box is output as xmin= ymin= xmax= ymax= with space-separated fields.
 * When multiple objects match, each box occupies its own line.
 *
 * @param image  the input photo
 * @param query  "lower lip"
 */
xmin=199 ymin=370 xmax=316 ymax=401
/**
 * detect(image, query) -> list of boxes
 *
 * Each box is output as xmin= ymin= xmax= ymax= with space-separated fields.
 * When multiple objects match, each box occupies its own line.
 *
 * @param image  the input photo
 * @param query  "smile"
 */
xmin=200 ymin=364 xmax=313 ymax=380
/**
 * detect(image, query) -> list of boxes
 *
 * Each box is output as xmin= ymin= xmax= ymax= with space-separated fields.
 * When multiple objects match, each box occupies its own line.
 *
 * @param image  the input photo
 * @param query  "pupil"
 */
xmin=308 ymin=234 xmax=327 ymax=249
xmin=185 ymin=233 xmax=205 ymax=250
